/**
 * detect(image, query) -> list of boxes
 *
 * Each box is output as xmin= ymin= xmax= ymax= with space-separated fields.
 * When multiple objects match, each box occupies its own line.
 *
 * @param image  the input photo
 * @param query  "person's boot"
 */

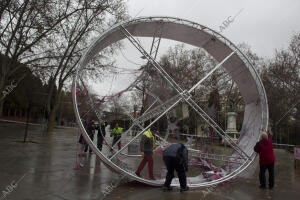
xmin=162 ymin=186 xmax=173 ymax=191
xmin=180 ymin=186 xmax=189 ymax=192
xmin=269 ymin=183 xmax=274 ymax=190
xmin=259 ymin=185 xmax=266 ymax=189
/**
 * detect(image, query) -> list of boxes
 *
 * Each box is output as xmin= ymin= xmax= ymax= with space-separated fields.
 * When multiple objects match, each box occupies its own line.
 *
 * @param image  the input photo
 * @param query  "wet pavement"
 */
xmin=0 ymin=122 xmax=119 ymax=200
xmin=111 ymin=147 xmax=300 ymax=200
xmin=1 ymin=121 xmax=300 ymax=200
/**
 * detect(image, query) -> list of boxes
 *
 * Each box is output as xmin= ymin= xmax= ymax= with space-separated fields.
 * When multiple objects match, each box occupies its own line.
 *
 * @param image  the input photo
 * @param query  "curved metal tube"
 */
xmin=72 ymin=16 xmax=268 ymax=187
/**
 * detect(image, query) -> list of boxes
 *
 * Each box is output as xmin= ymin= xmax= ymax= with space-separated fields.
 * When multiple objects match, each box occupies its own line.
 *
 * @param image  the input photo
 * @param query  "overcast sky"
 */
xmin=127 ymin=0 xmax=300 ymax=58
xmin=90 ymin=0 xmax=300 ymax=99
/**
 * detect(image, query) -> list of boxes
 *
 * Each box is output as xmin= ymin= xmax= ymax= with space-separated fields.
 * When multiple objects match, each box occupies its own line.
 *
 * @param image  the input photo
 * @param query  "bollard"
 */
xmin=294 ymin=146 xmax=300 ymax=169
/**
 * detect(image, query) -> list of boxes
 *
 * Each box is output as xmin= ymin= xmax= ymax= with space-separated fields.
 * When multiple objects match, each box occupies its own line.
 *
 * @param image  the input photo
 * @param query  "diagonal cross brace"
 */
xmin=119 ymin=25 xmax=250 ymax=161
xmin=109 ymin=97 xmax=182 ymax=160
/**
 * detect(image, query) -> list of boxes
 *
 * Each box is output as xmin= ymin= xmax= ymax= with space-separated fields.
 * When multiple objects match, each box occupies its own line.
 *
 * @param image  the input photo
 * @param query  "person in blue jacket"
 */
xmin=162 ymin=143 xmax=189 ymax=192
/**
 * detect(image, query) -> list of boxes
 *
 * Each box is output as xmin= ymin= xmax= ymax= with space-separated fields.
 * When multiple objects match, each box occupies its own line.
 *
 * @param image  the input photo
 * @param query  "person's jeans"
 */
xmin=259 ymin=163 xmax=274 ymax=188
xmin=135 ymin=154 xmax=154 ymax=179
xmin=163 ymin=156 xmax=187 ymax=189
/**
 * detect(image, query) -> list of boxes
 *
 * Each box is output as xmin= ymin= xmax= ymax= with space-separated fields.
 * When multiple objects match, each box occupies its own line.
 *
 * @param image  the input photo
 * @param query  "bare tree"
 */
xmin=0 ymin=0 xmax=101 ymax=116
xmin=261 ymin=33 xmax=300 ymax=144
xmin=42 ymin=0 xmax=127 ymax=132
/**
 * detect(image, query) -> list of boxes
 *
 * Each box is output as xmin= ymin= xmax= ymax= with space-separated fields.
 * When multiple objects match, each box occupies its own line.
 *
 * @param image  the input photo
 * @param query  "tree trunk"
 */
xmin=46 ymin=77 xmax=55 ymax=117
xmin=0 ymin=100 xmax=4 ymax=117
xmin=47 ymin=88 xmax=62 ymax=133
xmin=23 ymin=106 xmax=30 ymax=142
xmin=0 ymin=76 xmax=6 ymax=117
xmin=0 ymin=55 xmax=10 ymax=117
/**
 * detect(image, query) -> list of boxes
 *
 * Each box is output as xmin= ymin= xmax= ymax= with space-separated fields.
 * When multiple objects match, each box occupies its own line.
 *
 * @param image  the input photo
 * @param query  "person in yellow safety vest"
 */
xmin=135 ymin=128 xmax=156 ymax=180
xmin=111 ymin=123 xmax=123 ymax=150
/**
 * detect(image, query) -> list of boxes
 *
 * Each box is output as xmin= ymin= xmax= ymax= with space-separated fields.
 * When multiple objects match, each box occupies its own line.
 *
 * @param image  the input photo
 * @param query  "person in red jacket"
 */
xmin=262 ymin=128 xmax=272 ymax=141
xmin=254 ymin=132 xmax=276 ymax=189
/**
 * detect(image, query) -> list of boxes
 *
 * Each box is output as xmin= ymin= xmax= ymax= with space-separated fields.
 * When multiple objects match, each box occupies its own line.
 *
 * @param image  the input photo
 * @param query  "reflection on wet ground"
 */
xmin=0 ymin=122 xmax=119 ymax=200
xmin=111 ymin=149 xmax=300 ymax=200
xmin=0 ymin=122 xmax=299 ymax=200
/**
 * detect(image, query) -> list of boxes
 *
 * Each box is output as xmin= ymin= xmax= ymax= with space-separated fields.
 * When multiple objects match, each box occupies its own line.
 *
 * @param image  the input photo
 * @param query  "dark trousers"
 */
xmin=112 ymin=135 xmax=121 ymax=150
xmin=163 ymin=156 xmax=187 ymax=189
xmin=85 ymin=134 xmax=94 ymax=152
xmin=84 ymin=143 xmax=88 ymax=152
xmin=97 ymin=134 xmax=104 ymax=151
xmin=259 ymin=163 xmax=274 ymax=188
xmin=136 ymin=154 xmax=154 ymax=178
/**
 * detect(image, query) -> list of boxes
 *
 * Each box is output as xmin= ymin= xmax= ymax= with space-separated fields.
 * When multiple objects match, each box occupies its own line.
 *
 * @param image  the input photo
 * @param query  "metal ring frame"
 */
xmin=72 ymin=16 xmax=268 ymax=187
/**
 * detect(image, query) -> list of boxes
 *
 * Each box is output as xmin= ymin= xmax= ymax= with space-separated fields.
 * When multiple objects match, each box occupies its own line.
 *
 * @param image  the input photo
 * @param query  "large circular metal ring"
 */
xmin=72 ymin=16 xmax=268 ymax=187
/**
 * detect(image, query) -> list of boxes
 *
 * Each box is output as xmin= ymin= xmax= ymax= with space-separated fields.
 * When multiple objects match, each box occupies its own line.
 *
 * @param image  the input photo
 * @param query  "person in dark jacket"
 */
xmin=135 ymin=129 xmax=156 ymax=180
xmin=97 ymin=120 xmax=106 ymax=151
xmin=254 ymin=132 xmax=276 ymax=189
xmin=162 ymin=143 xmax=189 ymax=192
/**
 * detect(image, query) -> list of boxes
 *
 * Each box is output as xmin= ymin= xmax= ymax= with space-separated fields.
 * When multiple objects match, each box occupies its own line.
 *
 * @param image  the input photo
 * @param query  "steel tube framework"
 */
xmin=72 ymin=16 xmax=268 ymax=187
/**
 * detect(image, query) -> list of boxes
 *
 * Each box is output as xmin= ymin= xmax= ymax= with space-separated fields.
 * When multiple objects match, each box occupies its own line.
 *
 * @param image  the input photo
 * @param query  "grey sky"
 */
xmin=91 ymin=0 xmax=300 ymax=99
xmin=127 ymin=0 xmax=300 ymax=58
